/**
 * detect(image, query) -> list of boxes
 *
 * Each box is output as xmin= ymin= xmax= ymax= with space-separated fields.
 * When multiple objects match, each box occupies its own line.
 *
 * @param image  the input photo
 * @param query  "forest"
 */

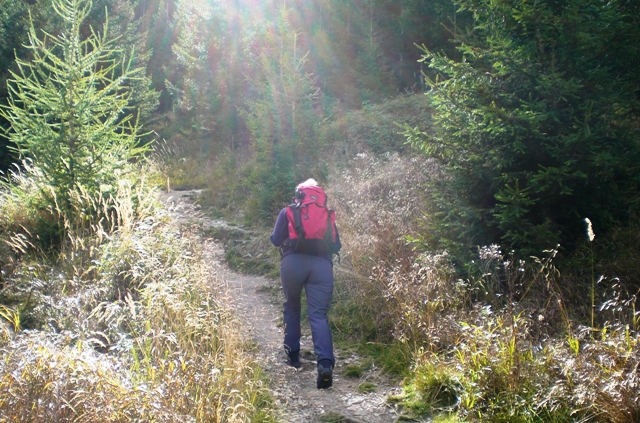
xmin=1 ymin=0 xmax=639 ymax=421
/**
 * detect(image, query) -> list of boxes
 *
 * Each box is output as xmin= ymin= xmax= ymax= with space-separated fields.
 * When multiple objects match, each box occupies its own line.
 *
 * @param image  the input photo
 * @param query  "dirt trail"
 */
xmin=161 ymin=190 xmax=401 ymax=423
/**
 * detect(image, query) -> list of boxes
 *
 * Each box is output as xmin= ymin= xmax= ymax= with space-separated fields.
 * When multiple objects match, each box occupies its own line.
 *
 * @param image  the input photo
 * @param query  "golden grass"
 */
xmin=0 ymin=166 xmax=275 ymax=422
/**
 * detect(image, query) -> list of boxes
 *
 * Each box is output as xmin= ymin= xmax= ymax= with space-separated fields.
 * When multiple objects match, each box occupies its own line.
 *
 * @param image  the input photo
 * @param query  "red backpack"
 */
xmin=284 ymin=185 xmax=339 ymax=255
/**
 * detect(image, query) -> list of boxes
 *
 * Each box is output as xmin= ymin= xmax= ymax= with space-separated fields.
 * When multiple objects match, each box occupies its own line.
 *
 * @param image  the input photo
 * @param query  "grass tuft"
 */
xmin=357 ymin=382 xmax=377 ymax=393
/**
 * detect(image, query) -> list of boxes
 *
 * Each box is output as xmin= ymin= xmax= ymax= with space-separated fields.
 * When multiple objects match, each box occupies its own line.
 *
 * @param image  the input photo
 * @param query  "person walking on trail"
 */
xmin=270 ymin=178 xmax=341 ymax=389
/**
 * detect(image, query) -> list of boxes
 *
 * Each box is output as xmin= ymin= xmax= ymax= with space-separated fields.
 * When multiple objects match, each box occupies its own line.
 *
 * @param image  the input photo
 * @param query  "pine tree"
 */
xmin=166 ymin=0 xmax=228 ymax=148
xmin=1 ymin=0 xmax=148 ymax=212
xmin=242 ymin=2 xmax=324 ymax=223
xmin=406 ymin=0 xmax=640 ymax=257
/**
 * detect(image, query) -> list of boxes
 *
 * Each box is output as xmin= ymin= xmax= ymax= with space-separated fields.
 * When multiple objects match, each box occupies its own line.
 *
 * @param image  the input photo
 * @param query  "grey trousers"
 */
xmin=280 ymin=253 xmax=335 ymax=365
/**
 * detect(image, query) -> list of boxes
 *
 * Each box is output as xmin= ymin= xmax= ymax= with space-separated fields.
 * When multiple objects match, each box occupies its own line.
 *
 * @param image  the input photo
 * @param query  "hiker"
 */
xmin=270 ymin=178 xmax=341 ymax=389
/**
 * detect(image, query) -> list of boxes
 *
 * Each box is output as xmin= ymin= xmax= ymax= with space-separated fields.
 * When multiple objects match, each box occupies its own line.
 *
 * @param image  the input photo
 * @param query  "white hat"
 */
xmin=296 ymin=178 xmax=318 ymax=191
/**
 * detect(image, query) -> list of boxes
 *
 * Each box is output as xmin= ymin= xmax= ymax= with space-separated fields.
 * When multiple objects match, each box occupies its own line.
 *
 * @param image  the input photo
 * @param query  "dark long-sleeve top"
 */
xmin=270 ymin=207 xmax=341 ymax=264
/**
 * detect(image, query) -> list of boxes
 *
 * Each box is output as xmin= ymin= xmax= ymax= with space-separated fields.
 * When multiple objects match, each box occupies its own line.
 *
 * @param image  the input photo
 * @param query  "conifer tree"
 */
xmin=406 ymin=0 xmax=640 ymax=257
xmin=144 ymin=0 xmax=177 ymax=114
xmin=242 ymin=2 xmax=324 ymax=223
xmin=90 ymin=0 xmax=160 ymax=122
xmin=1 ymin=0 xmax=148 ymax=211
xmin=167 ymin=0 xmax=227 ymax=147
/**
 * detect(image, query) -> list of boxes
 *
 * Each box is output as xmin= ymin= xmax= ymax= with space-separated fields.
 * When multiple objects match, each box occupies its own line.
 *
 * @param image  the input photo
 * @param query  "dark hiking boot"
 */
xmin=317 ymin=361 xmax=333 ymax=389
xmin=286 ymin=349 xmax=301 ymax=369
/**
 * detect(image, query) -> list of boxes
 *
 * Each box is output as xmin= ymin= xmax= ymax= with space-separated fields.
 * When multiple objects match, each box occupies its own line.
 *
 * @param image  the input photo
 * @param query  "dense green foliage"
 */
xmin=406 ymin=0 xmax=640 ymax=259
xmin=0 ymin=0 xmax=31 ymax=170
xmin=0 ymin=0 xmax=459 ymax=215
xmin=0 ymin=0 xmax=159 ymax=171
xmin=1 ymin=0 xmax=149 ymax=213
xmin=125 ymin=0 xmax=461 ymax=222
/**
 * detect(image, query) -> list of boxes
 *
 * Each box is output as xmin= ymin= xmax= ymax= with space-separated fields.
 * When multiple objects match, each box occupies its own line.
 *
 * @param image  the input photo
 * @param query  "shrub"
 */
xmin=0 ymin=163 xmax=62 ymax=254
xmin=391 ymin=248 xmax=640 ymax=422
xmin=372 ymin=251 xmax=463 ymax=350
xmin=329 ymin=152 xmax=437 ymax=271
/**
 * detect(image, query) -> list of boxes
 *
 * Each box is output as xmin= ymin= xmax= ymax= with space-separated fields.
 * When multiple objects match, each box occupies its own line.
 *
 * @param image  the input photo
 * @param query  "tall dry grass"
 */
xmin=325 ymin=150 xmax=640 ymax=421
xmin=0 ymin=166 xmax=274 ymax=422
xmin=329 ymin=152 xmax=439 ymax=268
xmin=387 ymin=247 xmax=640 ymax=422
xmin=326 ymin=152 xmax=447 ymax=344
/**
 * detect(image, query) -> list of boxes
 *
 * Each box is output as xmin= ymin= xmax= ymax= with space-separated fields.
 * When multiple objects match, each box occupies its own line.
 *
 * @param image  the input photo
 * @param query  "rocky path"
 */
xmin=161 ymin=190 xmax=401 ymax=423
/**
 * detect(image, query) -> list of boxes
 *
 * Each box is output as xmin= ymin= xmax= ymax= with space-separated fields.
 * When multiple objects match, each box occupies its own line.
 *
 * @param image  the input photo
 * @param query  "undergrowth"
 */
xmin=322 ymin=147 xmax=640 ymax=422
xmin=383 ymin=246 xmax=640 ymax=422
xmin=0 ymin=166 xmax=275 ymax=422
xmin=326 ymin=151 xmax=438 ymax=364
